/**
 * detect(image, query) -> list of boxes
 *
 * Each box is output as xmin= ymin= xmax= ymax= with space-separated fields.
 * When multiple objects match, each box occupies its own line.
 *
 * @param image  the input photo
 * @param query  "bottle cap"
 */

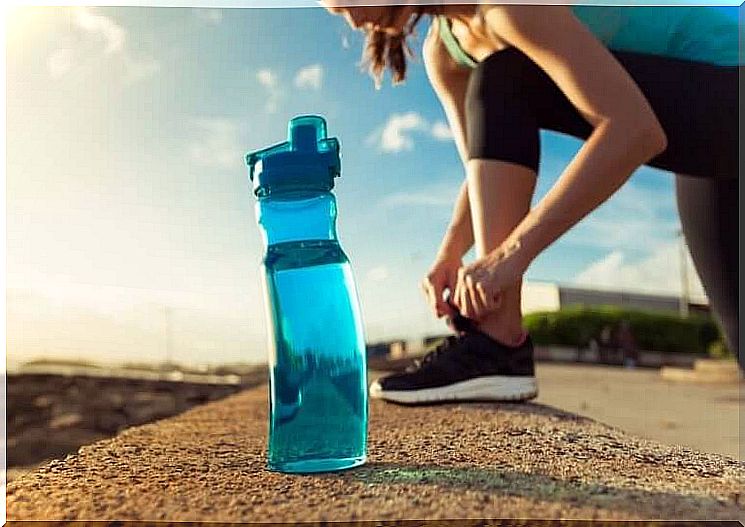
xmin=246 ymin=115 xmax=341 ymax=197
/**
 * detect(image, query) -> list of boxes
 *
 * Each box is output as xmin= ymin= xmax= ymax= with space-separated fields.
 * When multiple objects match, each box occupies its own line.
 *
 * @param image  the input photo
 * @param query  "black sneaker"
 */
xmin=369 ymin=330 xmax=538 ymax=405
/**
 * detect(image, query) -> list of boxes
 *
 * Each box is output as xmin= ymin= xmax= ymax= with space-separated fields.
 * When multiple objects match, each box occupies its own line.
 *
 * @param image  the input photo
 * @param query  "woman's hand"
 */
xmin=421 ymin=255 xmax=462 ymax=319
xmin=452 ymin=240 xmax=528 ymax=321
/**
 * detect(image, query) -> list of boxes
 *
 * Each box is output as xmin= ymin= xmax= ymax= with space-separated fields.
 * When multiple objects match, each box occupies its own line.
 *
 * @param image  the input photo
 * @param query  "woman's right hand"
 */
xmin=421 ymin=255 xmax=462 ymax=319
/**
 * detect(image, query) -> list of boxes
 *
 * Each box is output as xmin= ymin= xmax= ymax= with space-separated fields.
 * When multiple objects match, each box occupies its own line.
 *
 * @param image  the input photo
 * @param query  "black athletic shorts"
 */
xmin=465 ymin=47 xmax=741 ymax=180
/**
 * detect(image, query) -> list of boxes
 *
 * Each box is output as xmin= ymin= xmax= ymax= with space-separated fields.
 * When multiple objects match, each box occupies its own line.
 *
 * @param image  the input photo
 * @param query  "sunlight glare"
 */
xmin=5 ymin=5 xmax=50 ymax=46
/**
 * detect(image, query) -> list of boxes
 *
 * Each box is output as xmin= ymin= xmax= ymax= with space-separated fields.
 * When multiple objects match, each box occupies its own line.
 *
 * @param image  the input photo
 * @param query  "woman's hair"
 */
xmin=361 ymin=7 xmax=431 ymax=89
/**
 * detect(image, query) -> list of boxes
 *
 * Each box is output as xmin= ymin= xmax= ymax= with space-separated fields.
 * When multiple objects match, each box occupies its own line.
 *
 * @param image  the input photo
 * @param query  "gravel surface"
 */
xmin=7 ymin=384 xmax=744 ymax=522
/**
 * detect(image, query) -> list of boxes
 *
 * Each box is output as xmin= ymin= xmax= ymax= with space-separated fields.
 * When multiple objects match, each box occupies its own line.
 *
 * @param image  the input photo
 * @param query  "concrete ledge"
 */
xmin=694 ymin=359 xmax=743 ymax=375
xmin=7 ymin=385 xmax=745 ymax=521
xmin=660 ymin=368 xmax=742 ymax=384
xmin=661 ymin=359 xmax=742 ymax=384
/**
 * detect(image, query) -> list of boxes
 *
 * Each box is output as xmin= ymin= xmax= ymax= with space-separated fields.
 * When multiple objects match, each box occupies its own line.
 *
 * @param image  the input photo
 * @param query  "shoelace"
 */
xmin=447 ymin=303 xmax=480 ymax=334
xmin=404 ymin=299 xmax=491 ymax=373
xmin=421 ymin=336 xmax=458 ymax=364
xmin=406 ymin=336 xmax=459 ymax=372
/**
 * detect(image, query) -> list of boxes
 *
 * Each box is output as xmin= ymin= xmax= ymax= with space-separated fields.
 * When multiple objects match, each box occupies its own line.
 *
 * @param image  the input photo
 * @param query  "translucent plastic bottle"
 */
xmin=246 ymin=115 xmax=368 ymax=473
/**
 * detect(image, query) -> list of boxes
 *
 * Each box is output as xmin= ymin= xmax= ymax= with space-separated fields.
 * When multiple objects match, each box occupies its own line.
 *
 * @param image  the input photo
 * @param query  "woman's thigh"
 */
xmin=621 ymin=56 xmax=739 ymax=180
xmin=465 ymin=47 xmax=740 ymax=180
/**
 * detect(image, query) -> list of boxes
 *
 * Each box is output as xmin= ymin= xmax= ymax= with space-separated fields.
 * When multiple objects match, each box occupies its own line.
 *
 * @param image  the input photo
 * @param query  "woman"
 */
xmin=323 ymin=3 xmax=741 ymax=404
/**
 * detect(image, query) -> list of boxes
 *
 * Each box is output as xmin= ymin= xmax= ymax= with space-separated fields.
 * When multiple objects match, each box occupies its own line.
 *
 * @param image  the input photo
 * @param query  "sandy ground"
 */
xmin=528 ymin=363 xmax=742 ymax=460
xmin=7 ymin=377 xmax=744 ymax=522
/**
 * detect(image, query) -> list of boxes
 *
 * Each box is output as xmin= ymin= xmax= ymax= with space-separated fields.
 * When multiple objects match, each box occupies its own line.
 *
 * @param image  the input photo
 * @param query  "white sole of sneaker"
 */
xmin=369 ymin=375 xmax=538 ymax=404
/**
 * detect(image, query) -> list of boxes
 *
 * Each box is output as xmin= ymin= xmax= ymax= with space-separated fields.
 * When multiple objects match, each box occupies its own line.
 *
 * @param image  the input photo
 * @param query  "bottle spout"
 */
xmin=289 ymin=116 xmax=327 ymax=153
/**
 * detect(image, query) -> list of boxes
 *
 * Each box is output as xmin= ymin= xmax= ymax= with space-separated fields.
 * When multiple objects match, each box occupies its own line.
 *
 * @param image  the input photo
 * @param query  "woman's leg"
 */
xmin=675 ymin=174 xmax=740 ymax=367
xmin=466 ymin=159 xmax=536 ymax=345
xmin=464 ymin=49 xmax=545 ymax=346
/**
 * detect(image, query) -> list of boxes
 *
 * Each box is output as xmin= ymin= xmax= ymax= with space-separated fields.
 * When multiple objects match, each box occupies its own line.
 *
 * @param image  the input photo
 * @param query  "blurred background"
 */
xmin=4 ymin=5 xmax=741 ymax=480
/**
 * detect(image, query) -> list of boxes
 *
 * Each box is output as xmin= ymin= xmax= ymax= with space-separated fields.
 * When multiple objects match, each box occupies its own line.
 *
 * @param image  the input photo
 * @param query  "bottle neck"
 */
xmin=256 ymin=191 xmax=338 ymax=246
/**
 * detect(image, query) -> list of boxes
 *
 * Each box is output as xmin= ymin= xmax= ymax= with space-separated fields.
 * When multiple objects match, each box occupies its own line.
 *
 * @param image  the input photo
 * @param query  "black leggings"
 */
xmin=465 ymin=48 xmax=740 ymax=365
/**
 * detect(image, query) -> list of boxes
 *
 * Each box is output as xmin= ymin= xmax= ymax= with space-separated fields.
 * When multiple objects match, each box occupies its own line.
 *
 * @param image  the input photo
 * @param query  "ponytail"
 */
xmin=361 ymin=9 xmax=426 ymax=88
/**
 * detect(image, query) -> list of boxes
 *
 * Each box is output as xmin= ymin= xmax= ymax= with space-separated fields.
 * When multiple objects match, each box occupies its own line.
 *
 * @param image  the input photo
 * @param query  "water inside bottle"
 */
xmin=263 ymin=239 xmax=367 ymax=473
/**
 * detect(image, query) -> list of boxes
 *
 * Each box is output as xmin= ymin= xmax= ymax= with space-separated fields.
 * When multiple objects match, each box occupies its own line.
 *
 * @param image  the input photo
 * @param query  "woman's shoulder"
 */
xmin=423 ymin=16 xmax=470 ymax=76
xmin=422 ymin=15 xmax=443 ymax=56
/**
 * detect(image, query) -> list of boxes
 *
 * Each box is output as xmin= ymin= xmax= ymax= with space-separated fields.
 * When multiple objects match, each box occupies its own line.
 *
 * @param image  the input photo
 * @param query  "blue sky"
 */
xmin=6 ymin=5 xmax=734 ymax=367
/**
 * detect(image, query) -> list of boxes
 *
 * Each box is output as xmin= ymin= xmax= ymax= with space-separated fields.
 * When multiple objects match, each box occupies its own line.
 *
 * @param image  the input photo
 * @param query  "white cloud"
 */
xmin=573 ymin=242 xmax=707 ymax=302
xmin=192 ymin=8 xmax=223 ymax=24
xmin=122 ymin=54 xmax=160 ymax=84
xmin=382 ymin=113 xmax=427 ymax=152
xmin=294 ymin=64 xmax=324 ymax=90
xmin=366 ymin=266 xmax=390 ymax=282
xmin=431 ymin=121 xmax=453 ymax=141
xmin=548 ymin=175 xmax=711 ymax=303
xmin=47 ymin=48 xmax=74 ymax=78
xmin=256 ymin=69 xmax=281 ymax=113
xmin=188 ymin=118 xmax=243 ymax=170
xmin=257 ymin=69 xmax=277 ymax=89
xmin=47 ymin=7 xmax=158 ymax=85
xmin=367 ymin=112 xmax=428 ymax=153
xmin=73 ymin=6 xmax=126 ymax=55
xmin=368 ymin=114 xmax=456 ymax=153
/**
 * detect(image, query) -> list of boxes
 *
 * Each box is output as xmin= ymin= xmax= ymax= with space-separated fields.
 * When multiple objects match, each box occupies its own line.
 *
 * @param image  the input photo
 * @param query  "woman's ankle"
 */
xmin=477 ymin=317 xmax=526 ymax=348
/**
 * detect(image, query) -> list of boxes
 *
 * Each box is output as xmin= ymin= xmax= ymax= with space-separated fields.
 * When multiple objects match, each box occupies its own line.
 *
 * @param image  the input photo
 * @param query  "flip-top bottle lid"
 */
xmin=246 ymin=115 xmax=341 ymax=197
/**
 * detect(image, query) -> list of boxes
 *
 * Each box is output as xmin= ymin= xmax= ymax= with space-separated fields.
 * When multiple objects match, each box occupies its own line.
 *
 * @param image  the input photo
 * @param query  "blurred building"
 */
xmin=522 ymin=282 xmax=709 ymax=316
xmin=388 ymin=341 xmax=408 ymax=359
xmin=366 ymin=339 xmax=407 ymax=359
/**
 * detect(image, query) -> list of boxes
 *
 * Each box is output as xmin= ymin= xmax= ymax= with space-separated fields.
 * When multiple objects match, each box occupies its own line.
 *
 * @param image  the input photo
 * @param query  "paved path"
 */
xmin=532 ymin=363 xmax=743 ymax=460
xmin=7 ymin=384 xmax=744 ymax=522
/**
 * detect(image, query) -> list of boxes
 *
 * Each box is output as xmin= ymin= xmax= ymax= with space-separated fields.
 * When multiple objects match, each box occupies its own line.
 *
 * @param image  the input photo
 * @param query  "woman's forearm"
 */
xmin=436 ymin=179 xmax=474 ymax=261
xmin=507 ymin=119 xmax=667 ymax=266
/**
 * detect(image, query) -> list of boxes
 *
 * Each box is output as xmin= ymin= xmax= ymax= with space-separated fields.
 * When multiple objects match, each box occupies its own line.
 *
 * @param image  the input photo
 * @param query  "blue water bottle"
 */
xmin=246 ymin=115 xmax=368 ymax=473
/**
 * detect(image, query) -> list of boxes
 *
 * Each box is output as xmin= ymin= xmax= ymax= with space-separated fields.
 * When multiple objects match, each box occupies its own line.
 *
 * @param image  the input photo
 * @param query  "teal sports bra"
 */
xmin=439 ymin=6 xmax=741 ymax=69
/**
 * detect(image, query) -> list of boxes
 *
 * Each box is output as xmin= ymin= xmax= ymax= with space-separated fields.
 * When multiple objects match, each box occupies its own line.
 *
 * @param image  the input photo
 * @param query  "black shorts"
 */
xmin=465 ymin=47 xmax=741 ymax=180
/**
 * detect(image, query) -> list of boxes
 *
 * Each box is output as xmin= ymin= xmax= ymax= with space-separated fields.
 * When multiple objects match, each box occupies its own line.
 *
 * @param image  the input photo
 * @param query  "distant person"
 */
xmin=323 ymin=3 xmax=741 ymax=403
xmin=617 ymin=320 xmax=639 ymax=368
xmin=598 ymin=324 xmax=615 ymax=365
xmin=586 ymin=337 xmax=599 ymax=364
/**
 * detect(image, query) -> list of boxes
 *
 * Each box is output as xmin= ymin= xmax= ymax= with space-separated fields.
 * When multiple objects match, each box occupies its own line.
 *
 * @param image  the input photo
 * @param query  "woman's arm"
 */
xmin=420 ymin=20 xmax=476 ymax=318
xmin=481 ymin=5 xmax=668 ymax=270
xmin=423 ymin=19 xmax=474 ymax=262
